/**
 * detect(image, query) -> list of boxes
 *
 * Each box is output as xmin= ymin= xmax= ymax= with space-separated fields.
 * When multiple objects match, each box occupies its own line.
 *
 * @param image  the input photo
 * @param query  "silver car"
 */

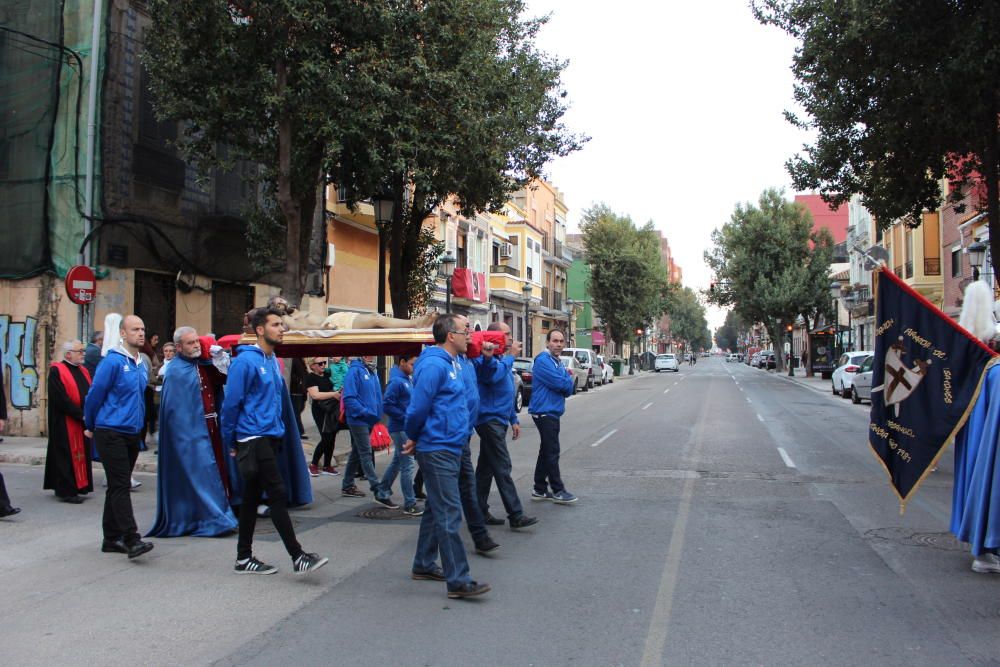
xmin=851 ymin=354 xmax=875 ymax=404
xmin=560 ymin=356 xmax=589 ymax=393
xmin=832 ymin=351 xmax=873 ymax=398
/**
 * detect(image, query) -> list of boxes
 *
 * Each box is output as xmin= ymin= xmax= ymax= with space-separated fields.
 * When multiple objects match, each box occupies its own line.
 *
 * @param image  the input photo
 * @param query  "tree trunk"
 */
xmin=803 ymin=314 xmax=813 ymax=377
xmin=305 ymin=173 xmax=328 ymax=297
xmin=388 ymin=175 xmax=419 ymax=319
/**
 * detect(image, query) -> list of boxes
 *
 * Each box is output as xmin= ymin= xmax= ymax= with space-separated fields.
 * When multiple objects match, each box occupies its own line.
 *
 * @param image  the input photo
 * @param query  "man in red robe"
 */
xmin=44 ymin=340 xmax=94 ymax=503
xmin=198 ymin=335 xmax=232 ymax=498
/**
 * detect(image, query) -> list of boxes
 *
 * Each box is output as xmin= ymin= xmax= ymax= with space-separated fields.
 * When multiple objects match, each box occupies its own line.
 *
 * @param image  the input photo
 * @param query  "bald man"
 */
xmin=84 ymin=315 xmax=155 ymax=559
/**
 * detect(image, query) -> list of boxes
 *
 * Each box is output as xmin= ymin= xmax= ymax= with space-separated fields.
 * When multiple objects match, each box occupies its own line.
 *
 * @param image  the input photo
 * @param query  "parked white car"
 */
xmin=561 ymin=347 xmax=598 ymax=390
xmin=832 ymin=351 xmax=873 ymax=399
xmin=726 ymin=353 xmax=738 ymax=363
xmin=560 ymin=355 xmax=589 ymax=393
xmin=851 ymin=354 xmax=875 ymax=404
xmin=655 ymin=353 xmax=679 ymax=372
xmin=597 ymin=354 xmax=614 ymax=384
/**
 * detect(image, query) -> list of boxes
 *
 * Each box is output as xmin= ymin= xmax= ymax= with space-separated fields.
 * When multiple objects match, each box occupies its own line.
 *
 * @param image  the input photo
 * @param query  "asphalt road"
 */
xmin=2 ymin=358 xmax=999 ymax=665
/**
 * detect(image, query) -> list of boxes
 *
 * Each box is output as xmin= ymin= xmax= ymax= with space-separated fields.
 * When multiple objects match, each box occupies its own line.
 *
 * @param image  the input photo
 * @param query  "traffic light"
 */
xmin=636 ymin=328 xmax=644 ymax=336
xmin=786 ymin=324 xmax=793 ymax=333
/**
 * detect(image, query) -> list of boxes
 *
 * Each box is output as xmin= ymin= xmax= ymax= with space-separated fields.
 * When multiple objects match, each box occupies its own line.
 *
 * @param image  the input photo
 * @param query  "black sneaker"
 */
xmin=509 ymin=515 xmax=539 ymax=529
xmin=341 ymin=486 xmax=366 ymax=498
xmin=293 ymin=552 xmax=329 ymax=574
xmin=234 ymin=556 xmax=277 ymax=575
xmin=402 ymin=505 xmax=424 ymax=517
xmin=474 ymin=537 xmax=501 ymax=555
xmin=126 ymin=540 xmax=154 ymax=559
xmin=411 ymin=566 xmax=446 ymax=581
xmin=373 ymin=495 xmax=400 ymax=510
xmin=484 ymin=512 xmax=506 ymax=526
xmin=447 ymin=581 xmax=491 ymax=599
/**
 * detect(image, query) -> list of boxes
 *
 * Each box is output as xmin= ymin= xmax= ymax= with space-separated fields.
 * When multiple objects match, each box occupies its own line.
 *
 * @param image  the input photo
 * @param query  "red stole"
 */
xmin=197 ymin=364 xmax=231 ymax=498
xmin=52 ymin=362 xmax=92 ymax=491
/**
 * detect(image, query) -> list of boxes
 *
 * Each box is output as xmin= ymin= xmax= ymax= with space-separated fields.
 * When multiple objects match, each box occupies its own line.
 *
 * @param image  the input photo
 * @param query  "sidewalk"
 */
xmin=772 ymin=365 xmax=833 ymax=394
xmin=0 ymin=421 xmax=352 ymax=473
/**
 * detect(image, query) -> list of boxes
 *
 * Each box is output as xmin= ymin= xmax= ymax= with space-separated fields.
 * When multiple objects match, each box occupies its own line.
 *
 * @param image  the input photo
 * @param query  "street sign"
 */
xmin=65 ymin=265 xmax=96 ymax=304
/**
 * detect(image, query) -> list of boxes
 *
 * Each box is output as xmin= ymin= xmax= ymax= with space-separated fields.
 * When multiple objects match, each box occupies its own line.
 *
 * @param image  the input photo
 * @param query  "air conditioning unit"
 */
xmin=499 ymin=242 xmax=513 ymax=259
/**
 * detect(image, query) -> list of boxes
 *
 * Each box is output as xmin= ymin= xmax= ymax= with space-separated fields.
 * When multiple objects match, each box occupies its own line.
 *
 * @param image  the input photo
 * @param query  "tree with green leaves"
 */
xmin=754 ymin=0 xmax=1000 ymax=278
xmin=705 ymin=188 xmax=834 ymax=371
xmin=715 ymin=309 xmax=746 ymax=352
xmin=336 ymin=0 xmax=584 ymax=317
xmin=144 ymin=0 xmax=582 ymax=312
xmin=581 ymin=204 xmax=668 ymax=351
xmin=664 ymin=286 xmax=709 ymax=353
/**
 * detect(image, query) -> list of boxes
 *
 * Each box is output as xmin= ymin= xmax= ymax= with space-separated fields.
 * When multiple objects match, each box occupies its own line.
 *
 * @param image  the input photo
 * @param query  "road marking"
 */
xmin=663 ymin=388 xmax=670 ymax=394
xmin=777 ymin=447 xmax=796 ymax=468
xmin=746 ymin=398 xmax=752 ymax=404
xmin=642 ymin=402 xmax=653 ymax=410
xmin=739 ymin=387 xmax=744 ymax=392
xmin=590 ymin=429 xmax=618 ymax=448
xmin=641 ymin=394 xmax=708 ymax=666
xmin=757 ymin=414 xmax=764 ymax=422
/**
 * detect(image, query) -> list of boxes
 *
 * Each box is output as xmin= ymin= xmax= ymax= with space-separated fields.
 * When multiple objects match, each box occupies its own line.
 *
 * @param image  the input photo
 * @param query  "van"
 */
xmin=560 ymin=347 xmax=597 ymax=390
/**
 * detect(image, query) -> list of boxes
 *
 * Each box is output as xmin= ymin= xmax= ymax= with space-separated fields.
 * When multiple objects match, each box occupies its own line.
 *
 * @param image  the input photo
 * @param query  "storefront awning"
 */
xmin=592 ymin=331 xmax=606 ymax=345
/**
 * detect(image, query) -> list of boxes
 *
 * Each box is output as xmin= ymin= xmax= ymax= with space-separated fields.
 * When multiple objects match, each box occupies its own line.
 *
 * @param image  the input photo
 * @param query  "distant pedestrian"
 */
xmin=44 ymin=340 xmax=93 ymax=504
xmin=289 ymin=357 xmax=308 ymax=439
xmin=83 ymin=314 xmax=155 ymax=559
xmin=404 ymin=313 xmax=491 ymax=599
xmin=340 ymin=356 xmax=395 ymax=507
xmin=0 ymin=350 xmax=18 ymax=517
xmin=529 ymin=329 xmax=578 ymax=504
xmin=306 ymin=357 xmax=341 ymax=476
xmin=220 ymin=307 xmax=327 ymax=575
xmin=84 ymin=330 xmax=103 ymax=376
xmin=380 ymin=353 xmax=420 ymax=516
xmin=475 ymin=322 xmax=538 ymax=529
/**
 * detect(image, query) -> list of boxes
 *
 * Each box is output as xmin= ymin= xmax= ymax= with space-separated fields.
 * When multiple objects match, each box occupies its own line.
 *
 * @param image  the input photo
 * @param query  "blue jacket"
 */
xmin=382 ymin=366 xmax=412 ymax=433
xmin=475 ymin=354 xmax=518 ymax=427
xmin=220 ymin=345 xmax=286 ymax=445
xmin=458 ymin=355 xmax=485 ymax=436
xmin=528 ymin=350 xmax=575 ymax=417
xmin=405 ymin=346 xmax=469 ymax=454
xmin=84 ymin=347 xmax=148 ymax=434
xmin=343 ymin=358 xmax=383 ymax=427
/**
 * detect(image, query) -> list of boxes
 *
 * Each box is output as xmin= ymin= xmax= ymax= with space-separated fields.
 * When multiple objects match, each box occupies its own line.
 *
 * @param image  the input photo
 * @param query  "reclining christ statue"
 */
xmin=246 ymin=296 xmax=438 ymax=332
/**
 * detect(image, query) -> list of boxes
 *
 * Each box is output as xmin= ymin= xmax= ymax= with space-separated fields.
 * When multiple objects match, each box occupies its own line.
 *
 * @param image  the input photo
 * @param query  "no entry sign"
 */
xmin=65 ymin=265 xmax=96 ymax=305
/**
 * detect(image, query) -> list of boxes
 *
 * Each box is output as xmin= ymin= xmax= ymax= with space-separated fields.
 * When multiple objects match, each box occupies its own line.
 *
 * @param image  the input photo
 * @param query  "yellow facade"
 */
xmin=885 ymin=212 xmax=944 ymax=306
xmin=325 ymin=190 xmax=385 ymax=315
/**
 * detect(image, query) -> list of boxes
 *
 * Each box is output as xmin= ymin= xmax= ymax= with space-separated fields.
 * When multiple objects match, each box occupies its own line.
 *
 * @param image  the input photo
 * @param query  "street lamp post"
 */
xmin=829 ymin=281 xmax=843 ymax=358
xmin=786 ymin=323 xmax=794 ymax=377
xmin=439 ymin=251 xmax=456 ymax=313
xmin=967 ymin=240 xmax=987 ymax=282
xmin=522 ymin=281 xmax=533 ymax=356
xmin=372 ymin=194 xmax=395 ymax=382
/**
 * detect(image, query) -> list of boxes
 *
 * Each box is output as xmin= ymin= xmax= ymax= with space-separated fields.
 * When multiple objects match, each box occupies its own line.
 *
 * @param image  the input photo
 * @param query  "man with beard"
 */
xmin=84 ymin=315 xmax=155 ymax=559
xmin=44 ymin=340 xmax=94 ymax=503
xmin=148 ymin=327 xmax=238 ymax=537
xmin=221 ymin=307 xmax=326 ymax=575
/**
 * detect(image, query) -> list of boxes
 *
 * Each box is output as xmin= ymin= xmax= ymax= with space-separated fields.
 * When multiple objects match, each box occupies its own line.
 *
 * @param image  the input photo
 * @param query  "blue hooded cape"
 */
xmin=952 ymin=364 xmax=1000 ymax=555
xmin=147 ymin=355 xmax=237 ymax=537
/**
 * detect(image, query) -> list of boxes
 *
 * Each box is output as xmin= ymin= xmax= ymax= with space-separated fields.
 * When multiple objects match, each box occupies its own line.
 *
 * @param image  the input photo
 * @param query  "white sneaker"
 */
xmin=130 ymin=477 xmax=142 ymax=489
xmin=972 ymin=552 xmax=1000 ymax=574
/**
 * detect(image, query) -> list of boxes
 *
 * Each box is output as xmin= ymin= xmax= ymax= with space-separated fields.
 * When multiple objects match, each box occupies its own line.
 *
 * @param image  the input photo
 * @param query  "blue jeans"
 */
xmin=342 ymin=423 xmax=386 ymax=499
xmin=460 ymin=438 xmax=489 ymax=544
xmin=532 ymin=414 xmax=566 ymax=494
xmin=380 ymin=431 xmax=416 ymax=509
xmin=413 ymin=449 xmax=471 ymax=589
xmin=475 ymin=420 xmax=524 ymax=519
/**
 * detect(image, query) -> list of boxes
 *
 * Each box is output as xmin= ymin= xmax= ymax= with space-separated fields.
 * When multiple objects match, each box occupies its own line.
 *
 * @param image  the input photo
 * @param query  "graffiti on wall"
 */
xmin=0 ymin=315 xmax=39 ymax=410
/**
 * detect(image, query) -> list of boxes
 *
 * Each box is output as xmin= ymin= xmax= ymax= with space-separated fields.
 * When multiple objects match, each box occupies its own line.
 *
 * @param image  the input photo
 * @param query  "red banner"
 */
xmin=452 ymin=268 xmax=488 ymax=303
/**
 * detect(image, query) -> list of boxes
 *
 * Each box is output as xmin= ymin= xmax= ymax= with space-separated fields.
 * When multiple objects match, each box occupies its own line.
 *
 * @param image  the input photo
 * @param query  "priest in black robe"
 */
xmin=44 ymin=340 xmax=94 ymax=503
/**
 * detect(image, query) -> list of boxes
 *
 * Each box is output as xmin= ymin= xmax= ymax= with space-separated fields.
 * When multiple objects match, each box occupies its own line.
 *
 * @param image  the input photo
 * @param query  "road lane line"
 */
xmin=642 ymin=402 xmax=653 ymax=410
xmin=663 ymin=388 xmax=670 ymax=394
xmin=640 ymin=396 xmax=709 ymax=666
xmin=757 ymin=414 xmax=764 ymax=422
xmin=590 ymin=429 xmax=618 ymax=447
xmin=777 ymin=447 xmax=796 ymax=468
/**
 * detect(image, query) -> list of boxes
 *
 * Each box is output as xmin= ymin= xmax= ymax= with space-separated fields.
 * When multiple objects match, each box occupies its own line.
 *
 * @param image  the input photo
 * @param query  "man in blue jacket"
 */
xmin=83 ymin=314 xmax=154 ymax=558
xmin=380 ymin=353 xmax=420 ymax=515
xmin=457 ymin=346 xmax=500 ymax=555
xmin=528 ymin=329 xmax=578 ymax=504
xmin=475 ymin=322 xmax=539 ymax=528
xmin=221 ymin=307 xmax=327 ymax=575
xmin=341 ymin=356 xmax=396 ymax=507
xmin=404 ymin=313 xmax=490 ymax=599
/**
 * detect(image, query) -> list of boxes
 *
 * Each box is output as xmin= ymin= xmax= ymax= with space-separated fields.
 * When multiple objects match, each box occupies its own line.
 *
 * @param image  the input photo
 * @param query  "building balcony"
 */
xmin=490 ymin=264 xmax=520 ymax=277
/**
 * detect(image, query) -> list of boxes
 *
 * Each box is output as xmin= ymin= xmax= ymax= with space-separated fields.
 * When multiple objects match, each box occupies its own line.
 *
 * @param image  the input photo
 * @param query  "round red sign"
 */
xmin=65 ymin=265 xmax=96 ymax=305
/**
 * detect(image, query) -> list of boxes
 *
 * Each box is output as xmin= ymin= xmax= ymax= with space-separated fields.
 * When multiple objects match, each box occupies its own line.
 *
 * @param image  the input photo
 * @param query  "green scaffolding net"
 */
xmin=0 ymin=0 xmax=105 ymax=279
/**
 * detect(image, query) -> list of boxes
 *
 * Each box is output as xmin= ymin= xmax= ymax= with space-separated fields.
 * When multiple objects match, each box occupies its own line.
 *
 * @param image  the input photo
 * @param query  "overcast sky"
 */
xmin=524 ymin=0 xmax=813 ymax=331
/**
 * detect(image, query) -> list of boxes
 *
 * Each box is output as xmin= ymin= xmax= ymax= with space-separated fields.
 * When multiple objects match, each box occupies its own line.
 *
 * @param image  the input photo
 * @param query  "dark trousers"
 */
xmin=291 ymin=394 xmax=306 ymax=435
xmin=235 ymin=437 xmax=302 ymax=561
xmin=94 ymin=429 xmax=141 ymax=544
xmin=0 ymin=470 xmax=13 ymax=512
xmin=475 ymin=421 xmax=524 ymax=519
xmin=310 ymin=414 xmax=339 ymax=467
xmin=532 ymin=415 xmax=566 ymax=494
xmin=413 ymin=450 xmax=471 ymax=588
xmin=459 ymin=439 xmax=489 ymax=544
